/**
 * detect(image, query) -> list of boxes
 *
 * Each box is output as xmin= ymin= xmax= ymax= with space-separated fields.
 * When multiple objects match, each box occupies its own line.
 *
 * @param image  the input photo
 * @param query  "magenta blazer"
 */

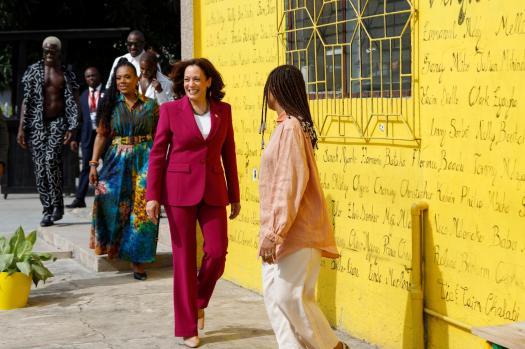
xmin=146 ymin=96 xmax=240 ymax=206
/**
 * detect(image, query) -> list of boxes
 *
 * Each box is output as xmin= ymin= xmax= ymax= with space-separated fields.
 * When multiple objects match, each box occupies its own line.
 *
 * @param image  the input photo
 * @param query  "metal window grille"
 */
xmin=277 ymin=0 xmax=420 ymax=146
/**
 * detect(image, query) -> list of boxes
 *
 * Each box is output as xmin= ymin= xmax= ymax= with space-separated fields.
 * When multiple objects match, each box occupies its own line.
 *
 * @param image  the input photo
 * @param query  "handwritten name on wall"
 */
xmin=200 ymin=0 xmax=525 ymax=327
xmin=418 ymin=0 xmax=524 ymax=324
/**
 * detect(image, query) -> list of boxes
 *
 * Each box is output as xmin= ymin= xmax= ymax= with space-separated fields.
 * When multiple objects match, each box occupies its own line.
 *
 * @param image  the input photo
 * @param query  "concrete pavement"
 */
xmin=0 ymin=194 xmax=378 ymax=349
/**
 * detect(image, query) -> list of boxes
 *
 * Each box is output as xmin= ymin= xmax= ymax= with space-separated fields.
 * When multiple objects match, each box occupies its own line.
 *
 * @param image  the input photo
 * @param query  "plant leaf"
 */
xmin=9 ymin=227 xmax=24 ymax=256
xmin=16 ymin=261 xmax=31 ymax=276
xmin=33 ymin=252 xmax=53 ymax=261
xmin=32 ymin=274 xmax=39 ymax=287
xmin=16 ymin=240 xmax=33 ymax=260
xmin=2 ymin=227 xmax=55 ymax=285
xmin=0 ymin=237 xmax=7 ymax=254
xmin=31 ymin=263 xmax=46 ymax=279
xmin=0 ymin=253 xmax=14 ymax=272
xmin=26 ymin=230 xmax=37 ymax=248
xmin=31 ymin=263 xmax=54 ymax=284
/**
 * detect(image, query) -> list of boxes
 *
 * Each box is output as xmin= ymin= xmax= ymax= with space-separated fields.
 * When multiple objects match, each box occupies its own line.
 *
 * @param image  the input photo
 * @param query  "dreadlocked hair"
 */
xmin=260 ymin=64 xmax=318 ymax=150
xmin=96 ymin=58 xmax=137 ymax=131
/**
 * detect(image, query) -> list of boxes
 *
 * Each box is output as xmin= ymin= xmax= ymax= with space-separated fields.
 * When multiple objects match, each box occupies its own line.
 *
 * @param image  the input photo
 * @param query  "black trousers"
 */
xmin=75 ymin=130 xmax=96 ymax=201
xmin=28 ymin=117 xmax=67 ymax=212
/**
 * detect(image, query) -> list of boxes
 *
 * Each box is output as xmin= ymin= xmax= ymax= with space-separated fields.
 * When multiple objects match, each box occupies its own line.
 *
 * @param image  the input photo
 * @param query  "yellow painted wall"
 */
xmin=193 ymin=1 xmax=525 ymax=348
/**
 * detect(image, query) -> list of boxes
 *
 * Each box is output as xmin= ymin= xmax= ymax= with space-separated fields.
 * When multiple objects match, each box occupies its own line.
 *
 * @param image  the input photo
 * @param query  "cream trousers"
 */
xmin=262 ymin=248 xmax=340 ymax=349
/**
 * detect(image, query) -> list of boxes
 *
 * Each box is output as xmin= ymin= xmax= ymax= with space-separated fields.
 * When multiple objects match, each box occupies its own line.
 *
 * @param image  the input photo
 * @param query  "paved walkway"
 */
xmin=0 ymin=194 xmax=378 ymax=349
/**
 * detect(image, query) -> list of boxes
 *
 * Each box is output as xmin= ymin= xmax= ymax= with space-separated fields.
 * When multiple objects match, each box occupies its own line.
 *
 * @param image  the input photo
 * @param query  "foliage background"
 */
xmin=0 ymin=0 xmax=181 ymax=90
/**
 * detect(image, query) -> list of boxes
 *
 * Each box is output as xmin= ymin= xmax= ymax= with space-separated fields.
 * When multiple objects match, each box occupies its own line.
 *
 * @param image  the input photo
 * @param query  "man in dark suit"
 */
xmin=66 ymin=67 xmax=104 ymax=208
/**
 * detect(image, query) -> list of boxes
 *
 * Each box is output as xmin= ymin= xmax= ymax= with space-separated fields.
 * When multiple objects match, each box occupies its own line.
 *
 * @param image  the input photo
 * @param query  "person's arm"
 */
xmin=221 ymin=105 xmax=241 ymax=219
xmin=17 ymin=102 xmax=27 ymax=149
xmin=146 ymin=103 xmax=171 ymax=201
xmin=64 ymin=70 xmax=79 ymax=145
xmin=261 ymin=124 xmax=309 ymax=243
xmin=259 ymin=124 xmax=310 ymax=263
xmin=151 ymin=100 xmax=160 ymax=137
xmin=154 ymin=78 xmax=174 ymax=105
xmin=17 ymin=67 xmax=31 ymax=150
xmin=146 ymin=103 xmax=172 ymax=223
xmin=88 ymin=130 xmax=108 ymax=185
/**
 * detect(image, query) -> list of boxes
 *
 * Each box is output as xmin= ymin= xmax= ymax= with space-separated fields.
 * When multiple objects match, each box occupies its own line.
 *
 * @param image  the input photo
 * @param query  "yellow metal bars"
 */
xmin=277 ymin=0 xmax=419 ymax=146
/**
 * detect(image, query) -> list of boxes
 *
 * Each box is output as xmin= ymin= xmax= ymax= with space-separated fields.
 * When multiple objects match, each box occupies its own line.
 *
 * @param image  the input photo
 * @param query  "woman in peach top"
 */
xmin=258 ymin=65 xmax=348 ymax=349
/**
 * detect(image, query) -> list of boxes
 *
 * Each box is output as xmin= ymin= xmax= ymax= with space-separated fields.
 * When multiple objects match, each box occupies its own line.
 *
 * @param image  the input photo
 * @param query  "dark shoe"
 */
xmin=40 ymin=213 xmax=54 ymax=227
xmin=51 ymin=206 xmax=64 ymax=222
xmin=133 ymin=272 xmax=147 ymax=281
xmin=66 ymin=198 xmax=86 ymax=208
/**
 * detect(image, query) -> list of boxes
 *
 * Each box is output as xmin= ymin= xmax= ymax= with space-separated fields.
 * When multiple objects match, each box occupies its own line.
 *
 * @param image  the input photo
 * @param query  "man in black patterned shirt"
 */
xmin=17 ymin=36 xmax=80 ymax=227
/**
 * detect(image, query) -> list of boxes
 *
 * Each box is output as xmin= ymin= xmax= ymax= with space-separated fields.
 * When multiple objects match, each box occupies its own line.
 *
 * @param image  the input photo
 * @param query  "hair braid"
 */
xmin=260 ymin=65 xmax=318 ymax=149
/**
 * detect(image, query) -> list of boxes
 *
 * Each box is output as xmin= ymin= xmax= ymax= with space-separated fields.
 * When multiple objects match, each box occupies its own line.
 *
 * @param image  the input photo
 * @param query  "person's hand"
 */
xmin=151 ymin=79 xmax=162 ymax=93
xmin=17 ymin=129 xmax=27 ymax=149
xmin=63 ymin=130 xmax=74 ymax=144
xmin=229 ymin=202 xmax=241 ymax=219
xmin=70 ymin=140 xmax=79 ymax=152
xmin=146 ymin=200 xmax=160 ymax=224
xmin=0 ymin=163 xmax=4 ymax=177
xmin=259 ymin=237 xmax=276 ymax=264
xmin=89 ymin=166 xmax=98 ymax=185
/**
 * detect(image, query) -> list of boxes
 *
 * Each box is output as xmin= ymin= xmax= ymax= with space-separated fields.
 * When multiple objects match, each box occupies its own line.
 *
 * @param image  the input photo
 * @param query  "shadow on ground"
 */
xmin=202 ymin=326 xmax=275 ymax=344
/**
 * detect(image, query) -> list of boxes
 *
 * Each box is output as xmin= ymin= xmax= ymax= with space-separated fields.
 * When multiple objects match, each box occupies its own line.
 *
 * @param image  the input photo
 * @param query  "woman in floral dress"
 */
xmin=88 ymin=58 xmax=159 ymax=280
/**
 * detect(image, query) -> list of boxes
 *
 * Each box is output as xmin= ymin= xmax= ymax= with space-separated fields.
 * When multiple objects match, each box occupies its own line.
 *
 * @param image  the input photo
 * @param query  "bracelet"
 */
xmin=89 ymin=160 xmax=99 ymax=167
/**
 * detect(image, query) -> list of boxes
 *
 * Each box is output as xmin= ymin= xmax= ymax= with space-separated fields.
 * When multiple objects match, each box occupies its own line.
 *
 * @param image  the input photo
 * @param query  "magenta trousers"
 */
xmin=164 ymin=202 xmax=228 ymax=337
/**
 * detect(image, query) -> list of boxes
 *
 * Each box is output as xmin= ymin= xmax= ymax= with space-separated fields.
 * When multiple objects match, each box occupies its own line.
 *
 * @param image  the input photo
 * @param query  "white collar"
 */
xmin=90 ymin=84 xmax=102 ymax=93
xmin=127 ymin=51 xmax=145 ymax=62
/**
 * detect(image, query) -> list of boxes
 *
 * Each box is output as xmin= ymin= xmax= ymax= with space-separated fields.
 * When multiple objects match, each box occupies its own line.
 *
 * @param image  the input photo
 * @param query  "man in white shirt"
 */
xmin=139 ymin=52 xmax=174 ymax=105
xmin=106 ymin=30 xmax=146 ymax=88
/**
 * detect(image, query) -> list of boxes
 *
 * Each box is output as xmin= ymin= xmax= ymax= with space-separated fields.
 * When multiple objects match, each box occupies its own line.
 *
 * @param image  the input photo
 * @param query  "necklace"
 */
xmin=192 ymin=103 xmax=209 ymax=116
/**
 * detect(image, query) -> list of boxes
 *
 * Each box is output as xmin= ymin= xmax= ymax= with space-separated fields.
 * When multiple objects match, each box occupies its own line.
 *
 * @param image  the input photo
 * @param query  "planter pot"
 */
xmin=0 ymin=272 xmax=32 ymax=310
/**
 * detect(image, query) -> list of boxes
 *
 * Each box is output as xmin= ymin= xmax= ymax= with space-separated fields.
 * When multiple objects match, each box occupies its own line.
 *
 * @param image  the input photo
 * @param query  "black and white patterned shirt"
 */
xmin=21 ymin=59 xmax=79 ymax=132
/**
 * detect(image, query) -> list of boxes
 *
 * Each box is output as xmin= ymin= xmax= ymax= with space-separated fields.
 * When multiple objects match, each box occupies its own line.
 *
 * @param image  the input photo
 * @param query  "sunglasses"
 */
xmin=126 ymin=41 xmax=144 ymax=47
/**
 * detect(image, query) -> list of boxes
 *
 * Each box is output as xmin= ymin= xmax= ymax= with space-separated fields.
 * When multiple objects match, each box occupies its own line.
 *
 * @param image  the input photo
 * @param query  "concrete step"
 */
xmin=34 ymin=238 xmax=73 ymax=259
xmin=38 ymin=206 xmax=173 ymax=272
xmin=0 ymin=229 xmax=72 ymax=260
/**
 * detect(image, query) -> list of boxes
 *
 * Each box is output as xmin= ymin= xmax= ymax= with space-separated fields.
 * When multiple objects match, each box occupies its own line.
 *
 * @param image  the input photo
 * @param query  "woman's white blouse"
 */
xmin=194 ymin=111 xmax=211 ymax=139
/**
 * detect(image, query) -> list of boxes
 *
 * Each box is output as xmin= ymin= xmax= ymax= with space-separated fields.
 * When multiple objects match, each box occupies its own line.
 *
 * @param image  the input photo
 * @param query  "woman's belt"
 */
xmin=112 ymin=135 xmax=152 ymax=145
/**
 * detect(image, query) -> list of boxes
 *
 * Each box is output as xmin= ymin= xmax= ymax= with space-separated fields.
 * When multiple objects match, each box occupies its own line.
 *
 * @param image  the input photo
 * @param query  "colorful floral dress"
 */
xmin=90 ymin=94 xmax=159 ymax=263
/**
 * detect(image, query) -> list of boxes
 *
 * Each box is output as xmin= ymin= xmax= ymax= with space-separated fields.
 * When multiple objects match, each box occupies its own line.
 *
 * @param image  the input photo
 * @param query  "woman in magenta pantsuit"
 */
xmin=146 ymin=58 xmax=240 ymax=348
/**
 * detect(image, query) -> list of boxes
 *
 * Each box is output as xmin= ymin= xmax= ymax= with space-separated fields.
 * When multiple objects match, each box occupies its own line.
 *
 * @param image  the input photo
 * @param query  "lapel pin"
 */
xmin=214 ymin=114 xmax=218 ymax=118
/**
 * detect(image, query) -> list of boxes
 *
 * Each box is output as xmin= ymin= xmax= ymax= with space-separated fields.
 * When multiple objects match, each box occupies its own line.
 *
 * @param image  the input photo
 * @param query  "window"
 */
xmin=278 ymin=0 xmax=419 ymax=145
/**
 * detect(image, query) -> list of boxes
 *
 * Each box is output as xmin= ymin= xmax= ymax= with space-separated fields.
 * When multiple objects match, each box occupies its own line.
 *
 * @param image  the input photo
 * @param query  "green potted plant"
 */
xmin=0 ymin=227 xmax=55 ymax=310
